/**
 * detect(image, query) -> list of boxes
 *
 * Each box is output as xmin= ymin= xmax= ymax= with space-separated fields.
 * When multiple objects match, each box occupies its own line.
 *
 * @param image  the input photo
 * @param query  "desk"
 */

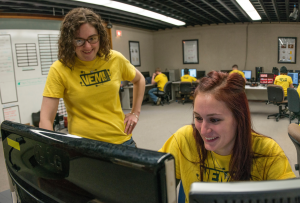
xmin=245 ymin=85 xmax=267 ymax=100
xmin=121 ymin=84 xmax=154 ymax=110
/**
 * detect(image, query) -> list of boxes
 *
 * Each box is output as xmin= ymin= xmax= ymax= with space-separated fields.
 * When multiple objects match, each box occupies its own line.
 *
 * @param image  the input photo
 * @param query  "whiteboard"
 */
xmin=0 ymin=29 xmax=60 ymax=127
xmin=0 ymin=34 xmax=18 ymax=104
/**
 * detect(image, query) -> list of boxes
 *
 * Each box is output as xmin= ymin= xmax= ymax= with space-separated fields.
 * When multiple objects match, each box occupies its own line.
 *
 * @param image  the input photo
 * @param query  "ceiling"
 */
xmin=1 ymin=0 xmax=300 ymax=31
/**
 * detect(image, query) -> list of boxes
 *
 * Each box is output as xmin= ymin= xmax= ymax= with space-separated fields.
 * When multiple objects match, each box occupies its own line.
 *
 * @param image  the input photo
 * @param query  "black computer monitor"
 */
xmin=197 ymin=71 xmax=206 ymax=79
xmin=220 ymin=70 xmax=232 ymax=73
xmin=288 ymin=72 xmax=299 ymax=85
xmin=162 ymin=72 xmax=170 ymax=81
xmin=141 ymin=71 xmax=150 ymax=78
xmin=181 ymin=69 xmax=197 ymax=78
xmin=1 ymin=121 xmax=176 ymax=203
xmin=242 ymin=70 xmax=252 ymax=80
xmin=189 ymin=178 xmax=300 ymax=203
xmin=288 ymin=70 xmax=294 ymax=73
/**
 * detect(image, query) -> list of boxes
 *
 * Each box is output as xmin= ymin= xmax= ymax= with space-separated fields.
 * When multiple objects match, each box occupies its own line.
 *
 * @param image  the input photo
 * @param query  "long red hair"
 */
xmin=193 ymin=71 xmax=253 ymax=181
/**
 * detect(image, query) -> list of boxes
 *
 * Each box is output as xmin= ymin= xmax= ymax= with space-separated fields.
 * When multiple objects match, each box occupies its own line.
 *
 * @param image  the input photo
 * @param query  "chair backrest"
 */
xmin=164 ymin=81 xmax=172 ymax=94
xmin=288 ymin=123 xmax=300 ymax=175
xmin=267 ymin=85 xmax=284 ymax=103
xmin=180 ymin=82 xmax=192 ymax=94
xmin=287 ymin=88 xmax=300 ymax=113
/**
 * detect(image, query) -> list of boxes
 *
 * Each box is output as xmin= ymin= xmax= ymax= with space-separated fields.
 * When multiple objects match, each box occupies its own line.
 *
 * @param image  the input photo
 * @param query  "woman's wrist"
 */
xmin=130 ymin=112 xmax=139 ymax=120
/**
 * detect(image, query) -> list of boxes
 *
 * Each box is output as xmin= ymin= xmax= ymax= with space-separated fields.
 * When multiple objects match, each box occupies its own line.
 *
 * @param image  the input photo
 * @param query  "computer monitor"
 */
xmin=220 ymin=70 xmax=232 ymax=73
xmin=288 ymin=72 xmax=299 ymax=85
xmin=260 ymin=73 xmax=274 ymax=84
xmin=141 ymin=71 xmax=150 ymax=78
xmin=242 ymin=70 xmax=252 ymax=80
xmin=197 ymin=71 xmax=206 ymax=79
xmin=288 ymin=70 xmax=294 ymax=73
xmin=181 ymin=69 xmax=197 ymax=78
xmin=162 ymin=71 xmax=170 ymax=81
xmin=189 ymin=178 xmax=300 ymax=203
xmin=1 ymin=121 xmax=176 ymax=203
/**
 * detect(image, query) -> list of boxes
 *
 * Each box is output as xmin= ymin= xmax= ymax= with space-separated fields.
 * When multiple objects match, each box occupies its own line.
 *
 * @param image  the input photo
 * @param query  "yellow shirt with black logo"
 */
xmin=181 ymin=74 xmax=197 ymax=83
xmin=159 ymin=125 xmax=295 ymax=203
xmin=229 ymin=70 xmax=245 ymax=78
xmin=154 ymin=73 xmax=168 ymax=91
xmin=274 ymin=75 xmax=293 ymax=97
xmin=43 ymin=50 xmax=136 ymax=144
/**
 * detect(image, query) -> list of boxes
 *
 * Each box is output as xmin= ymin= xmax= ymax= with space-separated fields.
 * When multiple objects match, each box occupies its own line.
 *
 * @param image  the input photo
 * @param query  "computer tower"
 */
xmin=169 ymin=69 xmax=180 ymax=81
xmin=255 ymin=67 xmax=263 ymax=82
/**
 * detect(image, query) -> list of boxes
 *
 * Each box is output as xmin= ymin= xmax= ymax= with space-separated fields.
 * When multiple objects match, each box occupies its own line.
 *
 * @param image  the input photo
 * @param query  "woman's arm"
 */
xmin=39 ymin=97 xmax=60 ymax=131
xmin=124 ymin=69 xmax=145 ymax=135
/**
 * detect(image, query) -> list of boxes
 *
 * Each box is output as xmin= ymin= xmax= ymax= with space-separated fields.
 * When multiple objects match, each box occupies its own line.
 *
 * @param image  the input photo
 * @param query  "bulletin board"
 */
xmin=278 ymin=37 xmax=297 ymax=64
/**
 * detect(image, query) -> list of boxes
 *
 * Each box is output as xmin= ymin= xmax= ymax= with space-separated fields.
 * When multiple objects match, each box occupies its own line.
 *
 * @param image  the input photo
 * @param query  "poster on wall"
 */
xmin=278 ymin=37 xmax=297 ymax=64
xmin=3 ymin=105 xmax=21 ymax=123
xmin=182 ymin=39 xmax=199 ymax=64
xmin=129 ymin=41 xmax=141 ymax=67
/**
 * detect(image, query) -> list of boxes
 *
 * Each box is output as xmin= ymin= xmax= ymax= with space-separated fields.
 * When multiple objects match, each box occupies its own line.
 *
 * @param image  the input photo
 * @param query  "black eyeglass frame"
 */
xmin=73 ymin=34 xmax=100 ymax=47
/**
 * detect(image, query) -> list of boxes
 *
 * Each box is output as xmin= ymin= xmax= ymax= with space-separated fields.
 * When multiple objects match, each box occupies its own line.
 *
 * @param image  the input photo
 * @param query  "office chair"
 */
xmin=288 ymin=123 xmax=300 ymax=175
xmin=267 ymin=85 xmax=289 ymax=122
xmin=154 ymin=81 xmax=172 ymax=106
xmin=179 ymin=82 xmax=193 ymax=105
xmin=287 ymin=88 xmax=300 ymax=124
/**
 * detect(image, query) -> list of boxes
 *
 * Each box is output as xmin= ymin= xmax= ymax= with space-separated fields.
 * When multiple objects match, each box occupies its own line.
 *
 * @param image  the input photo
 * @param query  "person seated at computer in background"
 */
xmin=229 ymin=64 xmax=246 ymax=82
xmin=159 ymin=71 xmax=295 ymax=203
xmin=181 ymin=68 xmax=198 ymax=101
xmin=148 ymin=68 xmax=168 ymax=105
xmin=274 ymin=66 xmax=293 ymax=99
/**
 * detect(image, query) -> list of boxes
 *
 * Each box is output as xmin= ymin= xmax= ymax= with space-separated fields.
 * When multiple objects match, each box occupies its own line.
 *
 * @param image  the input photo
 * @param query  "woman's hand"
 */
xmin=124 ymin=113 xmax=139 ymax=135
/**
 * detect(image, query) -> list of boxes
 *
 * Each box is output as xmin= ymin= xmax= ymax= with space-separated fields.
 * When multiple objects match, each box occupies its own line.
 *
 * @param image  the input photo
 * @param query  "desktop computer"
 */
xmin=256 ymin=67 xmax=263 ymax=82
xmin=181 ymin=69 xmax=197 ymax=78
xmin=242 ymin=70 xmax=252 ymax=80
xmin=162 ymin=71 xmax=170 ymax=81
xmin=260 ymin=73 xmax=274 ymax=85
xmin=288 ymin=72 xmax=299 ymax=86
xmin=197 ymin=71 xmax=206 ymax=79
xmin=169 ymin=69 xmax=180 ymax=81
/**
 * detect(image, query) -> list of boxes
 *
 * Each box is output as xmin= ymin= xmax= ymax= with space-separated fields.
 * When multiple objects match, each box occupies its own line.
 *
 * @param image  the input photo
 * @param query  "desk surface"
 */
xmin=245 ymin=85 xmax=267 ymax=90
xmin=124 ymin=84 xmax=154 ymax=89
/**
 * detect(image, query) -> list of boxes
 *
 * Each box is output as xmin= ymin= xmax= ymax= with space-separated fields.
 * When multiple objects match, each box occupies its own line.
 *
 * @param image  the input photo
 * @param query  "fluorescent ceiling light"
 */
xmin=236 ymin=0 xmax=261 ymax=20
xmin=73 ymin=0 xmax=186 ymax=26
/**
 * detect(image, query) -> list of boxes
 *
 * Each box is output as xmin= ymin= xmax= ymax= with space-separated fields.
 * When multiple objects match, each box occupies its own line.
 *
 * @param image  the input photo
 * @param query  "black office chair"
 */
xmin=288 ymin=123 xmax=300 ymax=175
xmin=179 ymin=82 xmax=193 ymax=105
xmin=154 ymin=81 xmax=172 ymax=106
xmin=287 ymin=88 xmax=300 ymax=124
xmin=267 ymin=85 xmax=289 ymax=121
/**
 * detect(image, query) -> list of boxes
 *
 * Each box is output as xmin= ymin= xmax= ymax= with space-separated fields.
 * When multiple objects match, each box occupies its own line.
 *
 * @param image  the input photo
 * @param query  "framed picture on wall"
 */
xmin=129 ymin=41 xmax=141 ymax=66
xmin=182 ymin=39 xmax=199 ymax=64
xmin=278 ymin=37 xmax=297 ymax=64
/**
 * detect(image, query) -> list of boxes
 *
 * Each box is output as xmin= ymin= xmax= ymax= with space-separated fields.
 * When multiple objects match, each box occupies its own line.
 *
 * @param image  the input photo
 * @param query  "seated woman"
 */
xmin=159 ymin=71 xmax=295 ymax=203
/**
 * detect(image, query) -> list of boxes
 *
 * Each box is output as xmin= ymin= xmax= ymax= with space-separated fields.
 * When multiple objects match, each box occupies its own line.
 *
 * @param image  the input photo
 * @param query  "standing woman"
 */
xmin=40 ymin=8 xmax=145 ymax=147
xmin=159 ymin=71 xmax=295 ymax=202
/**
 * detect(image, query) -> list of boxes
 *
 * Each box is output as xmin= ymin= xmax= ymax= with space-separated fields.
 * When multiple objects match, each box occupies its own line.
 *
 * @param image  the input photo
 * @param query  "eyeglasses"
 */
xmin=73 ymin=34 xmax=99 ymax=47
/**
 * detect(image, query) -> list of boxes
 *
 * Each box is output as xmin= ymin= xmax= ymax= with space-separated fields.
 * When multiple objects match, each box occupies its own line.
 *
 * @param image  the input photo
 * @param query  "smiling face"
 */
xmin=75 ymin=23 xmax=99 ymax=61
xmin=193 ymin=92 xmax=237 ymax=156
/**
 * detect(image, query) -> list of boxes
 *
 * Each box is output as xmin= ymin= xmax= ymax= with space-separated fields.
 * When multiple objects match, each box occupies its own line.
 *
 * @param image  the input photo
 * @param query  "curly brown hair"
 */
xmin=58 ymin=8 xmax=111 ymax=68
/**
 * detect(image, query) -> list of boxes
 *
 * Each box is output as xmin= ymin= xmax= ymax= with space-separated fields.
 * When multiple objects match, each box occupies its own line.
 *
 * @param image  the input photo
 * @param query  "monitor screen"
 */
xmin=181 ymin=69 xmax=197 ymax=77
xmin=162 ymin=72 xmax=170 ymax=81
xmin=288 ymin=72 xmax=299 ymax=85
xmin=1 ymin=121 xmax=176 ymax=203
xmin=141 ymin=71 xmax=150 ymax=78
xmin=260 ymin=73 xmax=274 ymax=84
xmin=189 ymin=179 xmax=300 ymax=203
xmin=242 ymin=70 xmax=252 ymax=80
xmin=197 ymin=71 xmax=206 ymax=79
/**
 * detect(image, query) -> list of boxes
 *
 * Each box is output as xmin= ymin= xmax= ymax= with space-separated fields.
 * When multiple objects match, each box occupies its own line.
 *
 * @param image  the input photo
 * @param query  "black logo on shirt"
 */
xmin=280 ymin=78 xmax=287 ymax=82
xmin=80 ymin=69 xmax=111 ymax=87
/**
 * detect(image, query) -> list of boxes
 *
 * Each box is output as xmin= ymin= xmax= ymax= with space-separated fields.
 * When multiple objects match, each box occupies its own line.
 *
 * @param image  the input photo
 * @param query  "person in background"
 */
xmin=229 ymin=64 xmax=246 ymax=82
xmin=181 ymin=68 xmax=197 ymax=83
xmin=39 ymin=8 xmax=145 ymax=147
xmin=148 ymin=68 xmax=168 ymax=105
xmin=159 ymin=71 xmax=295 ymax=203
xmin=274 ymin=66 xmax=293 ymax=99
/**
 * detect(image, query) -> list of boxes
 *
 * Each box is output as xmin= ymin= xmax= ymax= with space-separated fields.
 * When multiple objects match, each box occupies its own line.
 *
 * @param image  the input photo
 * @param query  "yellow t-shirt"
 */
xmin=159 ymin=125 xmax=295 ymax=203
xmin=274 ymin=75 xmax=293 ymax=97
xmin=43 ymin=50 xmax=136 ymax=144
xmin=154 ymin=73 xmax=168 ymax=91
xmin=181 ymin=74 xmax=197 ymax=83
xmin=229 ymin=70 xmax=245 ymax=78
xmin=297 ymin=85 xmax=300 ymax=97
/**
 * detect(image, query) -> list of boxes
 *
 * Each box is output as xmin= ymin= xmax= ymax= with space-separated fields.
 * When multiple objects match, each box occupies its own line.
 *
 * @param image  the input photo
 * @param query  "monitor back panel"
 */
xmin=1 ymin=121 xmax=175 ymax=203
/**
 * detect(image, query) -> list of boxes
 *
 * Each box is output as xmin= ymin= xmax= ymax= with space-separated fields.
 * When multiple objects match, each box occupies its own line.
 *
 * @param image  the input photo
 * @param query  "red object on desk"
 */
xmin=64 ymin=116 xmax=68 ymax=128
